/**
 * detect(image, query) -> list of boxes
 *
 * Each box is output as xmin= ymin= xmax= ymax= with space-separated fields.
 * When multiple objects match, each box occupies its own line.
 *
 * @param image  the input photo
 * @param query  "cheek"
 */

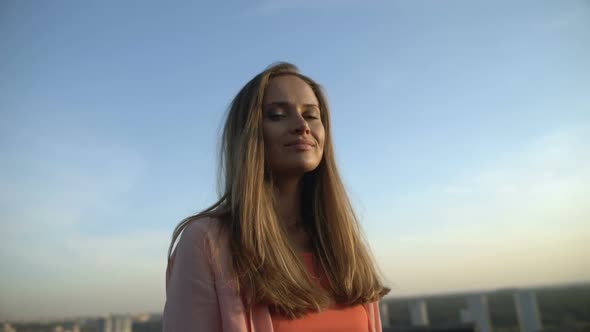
xmin=262 ymin=123 xmax=276 ymax=143
xmin=313 ymin=124 xmax=326 ymax=149
xmin=262 ymin=124 xmax=283 ymax=155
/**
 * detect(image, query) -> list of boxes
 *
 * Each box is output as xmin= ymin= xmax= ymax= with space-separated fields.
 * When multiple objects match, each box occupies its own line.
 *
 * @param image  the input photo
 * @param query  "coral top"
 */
xmin=270 ymin=253 xmax=369 ymax=332
xmin=163 ymin=218 xmax=383 ymax=332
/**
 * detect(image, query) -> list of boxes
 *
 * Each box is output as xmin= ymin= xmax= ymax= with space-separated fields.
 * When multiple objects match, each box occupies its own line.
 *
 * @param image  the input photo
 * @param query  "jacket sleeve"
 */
xmin=373 ymin=301 xmax=383 ymax=332
xmin=163 ymin=221 xmax=221 ymax=332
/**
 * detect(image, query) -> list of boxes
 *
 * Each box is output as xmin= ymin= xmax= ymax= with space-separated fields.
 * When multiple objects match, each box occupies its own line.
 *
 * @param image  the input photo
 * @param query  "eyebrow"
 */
xmin=263 ymin=102 xmax=319 ymax=109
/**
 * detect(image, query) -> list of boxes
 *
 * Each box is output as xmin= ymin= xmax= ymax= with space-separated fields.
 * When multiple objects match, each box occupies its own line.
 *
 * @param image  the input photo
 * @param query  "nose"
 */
xmin=291 ymin=113 xmax=310 ymax=135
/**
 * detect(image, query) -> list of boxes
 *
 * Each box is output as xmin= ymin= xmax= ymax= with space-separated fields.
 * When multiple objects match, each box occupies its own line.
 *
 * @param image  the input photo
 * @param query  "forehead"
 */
xmin=263 ymin=75 xmax=319 ymax=105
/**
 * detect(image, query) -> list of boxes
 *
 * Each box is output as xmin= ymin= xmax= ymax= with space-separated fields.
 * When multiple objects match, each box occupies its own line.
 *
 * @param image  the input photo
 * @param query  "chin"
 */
xmin=276 ymin=161 xmax=321 ymax=176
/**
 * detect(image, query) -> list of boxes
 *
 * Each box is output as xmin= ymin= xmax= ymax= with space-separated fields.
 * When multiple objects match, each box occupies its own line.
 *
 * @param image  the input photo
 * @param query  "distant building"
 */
xmin=408 ymin=299 xmax=430 ymax=326
xmin=112 ymin=315 xmax=132 ymax=332
xmin=97 ymin=315 xmax=132 ymax=332
xmin=459 ymin=308 xmax=473 ymax=324
xmin=380 ymin=302 xmax=391 ymax=327
xmin=97 ymin=316 xmax=112 ymax=332
xmin=2 ymin=323 xmax=16 ymax=332
xmin=133 ymin=313 xmax=151 ymax=323
xmin=130 ymin=313 xmax=164 ymax=332
xmin=514 ymin=290 xmax=543 ymax=332
xmin=464 ymin=294 xmax=492 ymax=332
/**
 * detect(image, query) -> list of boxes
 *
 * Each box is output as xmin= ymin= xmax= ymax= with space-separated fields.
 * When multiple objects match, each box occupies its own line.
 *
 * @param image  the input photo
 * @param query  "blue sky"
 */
xmin=1 ymin=0 xmax=589 ymax=321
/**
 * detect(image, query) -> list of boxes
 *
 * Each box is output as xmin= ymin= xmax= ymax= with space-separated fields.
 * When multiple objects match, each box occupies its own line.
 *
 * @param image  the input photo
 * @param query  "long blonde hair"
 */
xmin=168 ymin=62 xmax=389 ymax=318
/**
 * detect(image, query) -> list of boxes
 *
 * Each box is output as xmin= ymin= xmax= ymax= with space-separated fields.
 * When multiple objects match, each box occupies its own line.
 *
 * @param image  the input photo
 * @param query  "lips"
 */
xmin=285 ymin=139 xmax=315 ymax=147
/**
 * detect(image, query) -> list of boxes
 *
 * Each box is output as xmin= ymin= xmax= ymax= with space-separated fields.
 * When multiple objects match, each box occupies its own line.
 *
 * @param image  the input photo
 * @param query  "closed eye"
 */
xmin=303 ymin=110 xmax=320 ymax=120
xmin=267 ymin=113 xmax=286 ymax=120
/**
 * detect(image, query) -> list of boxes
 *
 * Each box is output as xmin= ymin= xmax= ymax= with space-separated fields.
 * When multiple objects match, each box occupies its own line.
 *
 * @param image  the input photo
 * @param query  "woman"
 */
xmin=163 ymin=62 xmax=389 ymax=332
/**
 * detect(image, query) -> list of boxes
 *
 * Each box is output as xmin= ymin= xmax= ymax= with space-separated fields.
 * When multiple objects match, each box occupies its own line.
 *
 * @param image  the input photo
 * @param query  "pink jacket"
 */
xmin=163 ymin=217 xmax=384 ymax=332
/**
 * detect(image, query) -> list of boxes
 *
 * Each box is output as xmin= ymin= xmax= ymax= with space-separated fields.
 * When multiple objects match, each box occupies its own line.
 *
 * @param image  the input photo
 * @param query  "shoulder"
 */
xmin=177 ymin=215 xmax=225 ymax=250
xmin=182 ymin=215 xmax=222 ymax=237
xmin=171 ymin=215 xmax=234 ymax=282
xmin=173 ymin=215 xmax=230 ymax=263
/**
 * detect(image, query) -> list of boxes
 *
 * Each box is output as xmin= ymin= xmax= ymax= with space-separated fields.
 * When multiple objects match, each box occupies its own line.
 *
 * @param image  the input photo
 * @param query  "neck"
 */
xmin=273 ymin=176 xmax=303 ymax=228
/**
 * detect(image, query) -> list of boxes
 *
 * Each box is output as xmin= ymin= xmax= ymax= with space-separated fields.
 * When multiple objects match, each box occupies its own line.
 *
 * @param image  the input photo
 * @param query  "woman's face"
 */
xmin=262 ymin=75 xmax=325 ymax=178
